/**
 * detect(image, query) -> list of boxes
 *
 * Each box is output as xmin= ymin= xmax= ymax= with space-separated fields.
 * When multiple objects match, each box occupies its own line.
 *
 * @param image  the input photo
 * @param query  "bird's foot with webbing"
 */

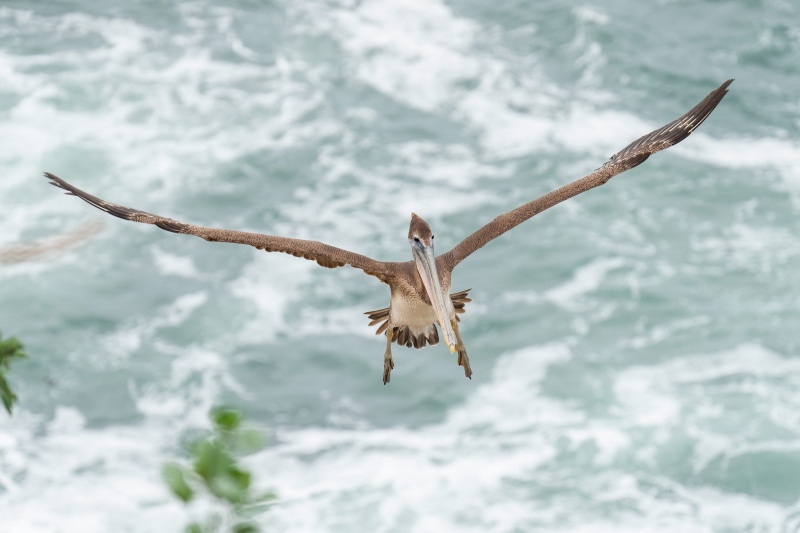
xmin=452 ymin=320 xmax=472 ymax=379
xmin=383 ymin=328 xmax=395 ymax=384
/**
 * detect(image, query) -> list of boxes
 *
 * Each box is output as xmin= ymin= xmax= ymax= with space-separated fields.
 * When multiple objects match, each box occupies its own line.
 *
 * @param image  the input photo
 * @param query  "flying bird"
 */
xmin=45 ymin=79 xmax=732 ymax=383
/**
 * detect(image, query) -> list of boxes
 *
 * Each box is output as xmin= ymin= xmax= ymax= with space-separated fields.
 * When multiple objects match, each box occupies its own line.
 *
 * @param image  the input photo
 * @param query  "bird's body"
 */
xmin=389 ymin=285 xmax=445 ymax=342
xmin=45 ymin=80 xmax=733 ymax=383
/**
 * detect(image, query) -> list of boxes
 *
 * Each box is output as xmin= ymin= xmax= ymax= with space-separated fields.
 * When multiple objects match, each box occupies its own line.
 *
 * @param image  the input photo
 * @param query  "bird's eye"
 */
xmin=414 ymin=237 xmax=420 ymax=242
xmin=431 ymin=235 xmax=434 ymax=239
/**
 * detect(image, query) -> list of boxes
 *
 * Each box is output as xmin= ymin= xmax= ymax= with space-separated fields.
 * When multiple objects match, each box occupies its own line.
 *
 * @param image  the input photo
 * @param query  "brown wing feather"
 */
xmin=44 ymin=173 xmax=400 ymax=282
xmin=440 ymin=79 xmax=733 ymax=270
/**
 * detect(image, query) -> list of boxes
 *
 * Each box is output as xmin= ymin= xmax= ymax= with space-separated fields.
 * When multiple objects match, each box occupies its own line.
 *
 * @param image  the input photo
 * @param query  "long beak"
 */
xmin=413 ymin=244 xmax=457 ymax=352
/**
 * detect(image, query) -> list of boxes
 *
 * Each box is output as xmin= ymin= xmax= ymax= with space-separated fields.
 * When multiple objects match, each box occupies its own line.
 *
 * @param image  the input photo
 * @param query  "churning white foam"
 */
xmin=245 ymin=341 xmax=799 ymax=532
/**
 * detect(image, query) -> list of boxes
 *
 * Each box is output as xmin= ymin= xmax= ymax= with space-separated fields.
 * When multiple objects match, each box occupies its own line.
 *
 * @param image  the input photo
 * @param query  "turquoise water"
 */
xmin=1 ymin=1 xmax=800 ymax=531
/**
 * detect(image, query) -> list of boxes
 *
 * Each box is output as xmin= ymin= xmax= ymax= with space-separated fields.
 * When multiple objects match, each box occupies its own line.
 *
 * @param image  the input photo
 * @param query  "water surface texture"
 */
xmin=2 ymin=1 xmax=800 ymax=531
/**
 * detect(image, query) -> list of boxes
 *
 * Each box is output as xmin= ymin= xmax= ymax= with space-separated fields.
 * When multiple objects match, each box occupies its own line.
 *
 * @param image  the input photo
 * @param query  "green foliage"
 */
xmin=162 ymin=407 xmax=275 ymax=533
xmin=163 ymin=462 xmax=195 ymax=503
xmin=213 ymin=408 xmax=242 ymax=432
xmin=0 ymin=331 xmax=27 ymax=415
xmin=232 ymin=524 xmax=259 ymax=533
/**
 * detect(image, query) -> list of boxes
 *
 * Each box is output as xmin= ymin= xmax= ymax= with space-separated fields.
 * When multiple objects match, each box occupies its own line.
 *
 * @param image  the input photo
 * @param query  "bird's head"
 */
xmin=407 ymin=213 xmax=456 ymax=352
xmin=408 ymin=212 xmax=434 ymax=249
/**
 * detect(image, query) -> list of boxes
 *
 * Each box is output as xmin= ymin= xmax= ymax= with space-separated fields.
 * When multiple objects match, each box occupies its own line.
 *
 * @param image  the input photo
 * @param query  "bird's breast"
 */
xmin=389 ymin=293 xmax=438 ymax=328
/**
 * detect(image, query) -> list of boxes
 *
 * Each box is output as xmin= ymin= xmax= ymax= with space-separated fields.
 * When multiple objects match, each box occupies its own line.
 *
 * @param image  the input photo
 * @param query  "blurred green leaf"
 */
xmin=162 ymin=462 xmax=195 ymax=503
xmin=0 ymin=332 xmax=26 ymax=415
xmin=184 ymin=523 xmax=203 ymax=533
xmin=165 ymin=407 xmax=275 ymax=531
xmin=208 ymin=466 xmax=251 ymax=504
xmin=232 ymin=523 xmax=260 ymax=533
xmin=237 ymin=492 xmax=277 ymax=518
xmin=0 ymin=375 xmax=18 ymax=415
xmin=234 ymin=428 xmax=266 ymax=454
xmin=193 ymin=440 xmax=235 ymax=483
xmin=212 ymin=407 xmax=242 ymax=432
xmin=228 ymin=467 xmax=251 ymax=493
xmin=0 ymin=332 xmax=27 ymax=367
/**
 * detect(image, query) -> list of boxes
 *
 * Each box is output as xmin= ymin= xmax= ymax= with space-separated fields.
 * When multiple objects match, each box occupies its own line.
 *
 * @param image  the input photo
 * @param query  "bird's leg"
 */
xmin=383 ymin=327 xmax=395 ymax=385
xmin=452 ymin=319 xmax=472 ymax=379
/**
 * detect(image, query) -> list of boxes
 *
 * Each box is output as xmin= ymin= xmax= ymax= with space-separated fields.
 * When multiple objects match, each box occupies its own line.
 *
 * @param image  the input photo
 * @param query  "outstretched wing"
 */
xmin=45 ymin=173 xmax=401 ymax=283
xmin=440 ymin=79 xmax=733 ymax=270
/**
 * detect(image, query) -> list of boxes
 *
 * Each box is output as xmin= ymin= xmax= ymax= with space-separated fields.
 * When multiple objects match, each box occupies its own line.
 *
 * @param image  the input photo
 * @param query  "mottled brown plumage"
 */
xmin=45 ymin=79 xmax=732 ymax=383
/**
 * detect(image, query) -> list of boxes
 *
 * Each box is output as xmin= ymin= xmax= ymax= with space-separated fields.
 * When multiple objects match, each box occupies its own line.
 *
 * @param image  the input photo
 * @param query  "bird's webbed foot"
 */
xmin=452 ymin=320 xmax=472 ymax=380
xmin=383 ymin=329 xmax=395 ymax=385
xmin=383 ymin=354 xmax=394 ymax=385
xmin=457 ymin=347 xmax=472 ymax=379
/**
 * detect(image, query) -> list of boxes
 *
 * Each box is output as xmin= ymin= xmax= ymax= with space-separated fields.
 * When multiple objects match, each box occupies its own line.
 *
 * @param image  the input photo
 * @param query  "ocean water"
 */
xmin=1 ymin=0 xmax=800 ymax=531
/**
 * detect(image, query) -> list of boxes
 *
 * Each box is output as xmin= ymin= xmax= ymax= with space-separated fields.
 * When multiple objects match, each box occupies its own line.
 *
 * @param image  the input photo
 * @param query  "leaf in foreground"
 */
xmin=162 ymin=463 xmax=195 ymax=503
xmin=0 ymin=332 xmax=27 ymax=415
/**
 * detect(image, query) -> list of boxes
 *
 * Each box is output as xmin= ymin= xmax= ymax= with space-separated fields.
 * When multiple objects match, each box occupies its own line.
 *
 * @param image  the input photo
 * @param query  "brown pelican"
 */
xmin=45 ymin=80 xmax=732 ymax=383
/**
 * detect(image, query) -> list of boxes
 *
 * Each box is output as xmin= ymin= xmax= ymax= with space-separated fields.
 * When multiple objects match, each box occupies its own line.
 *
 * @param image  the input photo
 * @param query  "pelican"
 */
xmin=45 ymin=80 xmax=732 ymax=383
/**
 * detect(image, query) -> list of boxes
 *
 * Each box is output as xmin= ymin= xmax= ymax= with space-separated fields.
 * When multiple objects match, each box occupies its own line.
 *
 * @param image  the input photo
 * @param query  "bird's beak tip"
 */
xmin=449 ymin=344 xmax=456 ymax=354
